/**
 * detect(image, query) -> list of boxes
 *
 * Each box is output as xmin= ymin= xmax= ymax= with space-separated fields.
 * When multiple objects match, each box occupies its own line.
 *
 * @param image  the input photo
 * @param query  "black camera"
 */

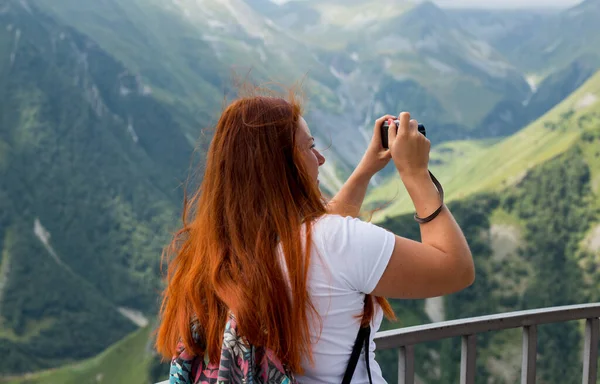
xmin=381 ymin=120 xmax=426 ymax=149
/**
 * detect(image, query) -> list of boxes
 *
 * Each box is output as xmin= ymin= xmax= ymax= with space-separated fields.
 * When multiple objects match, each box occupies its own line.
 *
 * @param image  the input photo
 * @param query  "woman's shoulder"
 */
xmin=313 ymin=213 xmax=383 ymax=231
xmin=311 ymin=213 xmax=354 ymax=236
xmin=311 ymin=213 xmax=393 ymax=244
xmin=309 ymin=214 xmax=396 ymax=294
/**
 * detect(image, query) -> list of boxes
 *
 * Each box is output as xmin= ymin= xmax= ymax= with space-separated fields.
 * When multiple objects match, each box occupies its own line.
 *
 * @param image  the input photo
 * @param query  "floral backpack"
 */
xmin=168 ymin=313 xmax=372 ymax=384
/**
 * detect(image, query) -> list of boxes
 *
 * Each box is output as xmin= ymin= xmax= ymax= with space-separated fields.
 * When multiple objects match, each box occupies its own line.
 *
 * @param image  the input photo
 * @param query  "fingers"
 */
xmin=376 ymin=112 xmax=422 ymax=150
xmin=374 ymin=114 xmax=395 ymax=138
xmin=376 ymin=114 xmax=396 ymax=125
xmin=375 ymin=115 xmax=396 ymax=130
xmin=389 ymin=112 xmax=412 ymax=145
xmin=409 ymin=119 xmax=419 ymax=133
xmin=397 ymin=112 xmax=411 ymax=136
xmin=388 ymin=117 xmax=398 ymax=146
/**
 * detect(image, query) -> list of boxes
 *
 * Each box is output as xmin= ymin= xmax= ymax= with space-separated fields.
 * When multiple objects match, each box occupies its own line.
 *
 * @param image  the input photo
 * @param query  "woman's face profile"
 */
xmin=296 ymin=117 xmax=325 ymax=187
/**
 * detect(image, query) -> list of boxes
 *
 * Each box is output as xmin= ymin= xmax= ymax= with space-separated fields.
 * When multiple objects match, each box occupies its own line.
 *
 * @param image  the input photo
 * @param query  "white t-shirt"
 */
xmin=294 ymin=214 xmax=396 ymax=384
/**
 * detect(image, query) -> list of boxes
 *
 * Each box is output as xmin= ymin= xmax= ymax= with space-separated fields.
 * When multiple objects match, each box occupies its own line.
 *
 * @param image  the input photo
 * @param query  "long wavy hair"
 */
xmin=155 ymin=85 xmax=395 ymax=374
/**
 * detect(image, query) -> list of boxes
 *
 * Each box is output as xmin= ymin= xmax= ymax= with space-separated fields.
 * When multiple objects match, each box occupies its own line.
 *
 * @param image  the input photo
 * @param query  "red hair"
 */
xmin=155 ymin=84 xmax=395 ymax=374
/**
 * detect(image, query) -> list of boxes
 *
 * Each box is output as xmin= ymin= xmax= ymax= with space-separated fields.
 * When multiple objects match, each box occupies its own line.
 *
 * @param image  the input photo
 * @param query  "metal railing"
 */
xmin=157 ymin=303 xmax=600 ymax=384
xmin=374 ymin=302 xmax=600 ymax=384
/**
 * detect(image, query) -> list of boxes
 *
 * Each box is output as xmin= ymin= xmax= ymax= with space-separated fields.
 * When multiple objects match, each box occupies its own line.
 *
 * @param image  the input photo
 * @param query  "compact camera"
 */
xmin=381 ymin=120 xmax=426 ymax=149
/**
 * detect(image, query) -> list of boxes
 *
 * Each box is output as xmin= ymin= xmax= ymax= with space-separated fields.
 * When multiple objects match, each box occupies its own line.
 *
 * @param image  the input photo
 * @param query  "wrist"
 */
xmin=400 ymin=170 xmax=442 ymax=213
xmin=399 ymin=169 xmax=431 ymax=185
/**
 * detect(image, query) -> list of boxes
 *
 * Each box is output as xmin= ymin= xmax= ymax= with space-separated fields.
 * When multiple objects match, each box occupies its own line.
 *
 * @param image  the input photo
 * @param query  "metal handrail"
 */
xmin=375 ymin=302 xmax=600 ymax=384
xmin=156 ymin=303 xmax=600 ymax=384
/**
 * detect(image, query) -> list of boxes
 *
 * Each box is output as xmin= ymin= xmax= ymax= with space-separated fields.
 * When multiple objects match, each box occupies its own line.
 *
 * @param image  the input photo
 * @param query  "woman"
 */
xmin=155 ymin=89 xmax=474 ymax=383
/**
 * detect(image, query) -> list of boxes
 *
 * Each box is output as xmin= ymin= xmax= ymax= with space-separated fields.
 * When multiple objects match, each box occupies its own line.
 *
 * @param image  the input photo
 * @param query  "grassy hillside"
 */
xmin=0 ymin=325 xmax=166 ymax=384
xmin=29 ymin=0 xmax=365 ymax=189
xmin=366 ymin=69 xmax=600 ymax=222
xmin=1 ymin=1 xmax=599 ymax=382
xmin=0 ymin=1 xmax=190 ymax=375
xmin=31 ymin=0 xmax=340 ymax=139
xmin=364 ymin=70 xmax=600 ymax=384
xmin=374 ymin=125 xmax=600 ymax=383
xmin=8 ymin=122 xmax=599 ymax=384
xmin=3 ymin=60 xmax=599 ymax=384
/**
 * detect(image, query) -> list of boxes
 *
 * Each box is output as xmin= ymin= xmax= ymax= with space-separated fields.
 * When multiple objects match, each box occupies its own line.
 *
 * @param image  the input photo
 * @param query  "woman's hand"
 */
xmin=388 ymin=112 xmax=431 ymax=179
xmin=355 ymin=114 xmax=397 ymax=177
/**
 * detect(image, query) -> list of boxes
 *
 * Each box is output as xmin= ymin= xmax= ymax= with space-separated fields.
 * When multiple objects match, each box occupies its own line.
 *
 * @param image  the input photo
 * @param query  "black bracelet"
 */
xmin=414 ymin=171 xmax=444 ymax=224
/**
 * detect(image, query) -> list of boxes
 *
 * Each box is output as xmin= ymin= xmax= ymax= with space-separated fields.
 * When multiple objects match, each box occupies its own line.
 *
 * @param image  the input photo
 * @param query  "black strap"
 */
xmin=364 ymin=326 xmax=373 ymax=384
xmin=414 ymin=170 xmax=445 ymax=224
xmin=341 ymin=325 xmax=373 ymax=384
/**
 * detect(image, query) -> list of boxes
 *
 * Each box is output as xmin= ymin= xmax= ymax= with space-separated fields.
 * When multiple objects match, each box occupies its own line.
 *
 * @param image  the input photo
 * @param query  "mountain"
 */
xmin=369 ymin=70 xmax=600 ymax=383
xmin=23 ymin=0 xmax=596 ymax=190
xmin=2 ymin=0 xmax=600 ymax=381
xmin=366 ymin=68 xmax=600 ymax=222
xmin=254 ymin=0 xmax=533 ymax=142
xmin=2 ymin=324 xmax=165 ymax=384
xmin=477 ymin=54 xmax=599 ymax=137
xmin=453 ymin=0 xmax=600 ymax=76
xmin=364 ymin=1 xmax=531 ymax=137
xmin=29 ymin=0 xmax=336 ymax=132
xmin=14 ymin=65 xmax=599 ymax=382
xmin=30 ymin=0 xmax=544 ymax=189
xmin=0 ymin=0 xmax=192 ymax=374
xmin=446 ymin=8 xmax=553 ymax=49
xmin=246 ymin=0 xmax=415 ymax=45
xmin=447 ymin=2 xmax=600 ymax=139
xmin=4 ymin=68 xmax=598 ymax=384
xmin=28 ymin=0 xmax=355 ymax=192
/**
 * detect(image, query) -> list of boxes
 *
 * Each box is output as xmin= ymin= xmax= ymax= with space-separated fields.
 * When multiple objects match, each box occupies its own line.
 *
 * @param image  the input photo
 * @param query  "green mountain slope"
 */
xmin=364 ymin=70 xmax=600 ymax=383
xmin=8 ymin=128 xmax=599 ymax=384
xmin=31 ymin=0 xmax=340 ymax=126
xmin=372 ymin=87 xmax=600 ymax=382
xmin=30 ymin=0 xmax=541 ymax=189
xmin=1 ymin=324 xmax=165 ymax=384
xmin=432 ymin=5 xmax=600 ymax=142
xmin=9 ymin=128 xmax=599 ymax=384
xmin=366 ymin=69 xmax=600 ymax=222
xmin=2 ymin=0 xmax=600 ymax=382
xmin=477 ymin=54 xmax=599 ymax=138
xmin=6 ymin=70 xmax=598 ymax=384
xmin=376 ymin=137 xmax=599 ymax=383
xmin=29 ymin=0 xmax=362 ymax=190
xmin=490 ymin=0 xmax=600 ymax=75
xmin=371 ymin=2 xmax=529 ymax=128
xmin=0 ymin=1 xmax=192 ymax=375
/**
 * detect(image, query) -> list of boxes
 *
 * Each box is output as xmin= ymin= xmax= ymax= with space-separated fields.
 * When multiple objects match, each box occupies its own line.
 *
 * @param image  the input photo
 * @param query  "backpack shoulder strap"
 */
xmin=364 ymin=326 xmax=373 ymax=384
xmin=341 ymin=325 xmax=373 ymax=384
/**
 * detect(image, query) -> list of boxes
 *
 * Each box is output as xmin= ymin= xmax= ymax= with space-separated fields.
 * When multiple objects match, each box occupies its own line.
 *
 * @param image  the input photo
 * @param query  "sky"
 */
xmin=272 ymin=0 xmax=585 ymax=9
xmin=432 ymin=0 xmax=583 ymax=8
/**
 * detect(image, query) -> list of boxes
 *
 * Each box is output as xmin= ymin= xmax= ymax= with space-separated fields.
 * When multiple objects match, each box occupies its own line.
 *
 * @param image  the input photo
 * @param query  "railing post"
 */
xmin=582 ymin=317 xmax=599 ymax=384
xmin=521 ymin=325 xmax=537 ymax=384
xmin=398 ymin=345 xmax=415 ymax=384
xmin=460 ymin=334 xmax=476 ymax=384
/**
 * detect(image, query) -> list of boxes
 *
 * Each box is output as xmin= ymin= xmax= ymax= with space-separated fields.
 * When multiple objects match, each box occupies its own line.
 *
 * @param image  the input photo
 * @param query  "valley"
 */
xmin=366 ymin=69 xmax=600 ymax=221
xmin=0 ymin=0 xmax=599 ymax=383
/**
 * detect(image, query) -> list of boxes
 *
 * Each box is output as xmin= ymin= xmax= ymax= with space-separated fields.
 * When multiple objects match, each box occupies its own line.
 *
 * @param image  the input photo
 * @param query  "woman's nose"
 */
xmin=316 ymin=150 xmax=325 ymax=166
